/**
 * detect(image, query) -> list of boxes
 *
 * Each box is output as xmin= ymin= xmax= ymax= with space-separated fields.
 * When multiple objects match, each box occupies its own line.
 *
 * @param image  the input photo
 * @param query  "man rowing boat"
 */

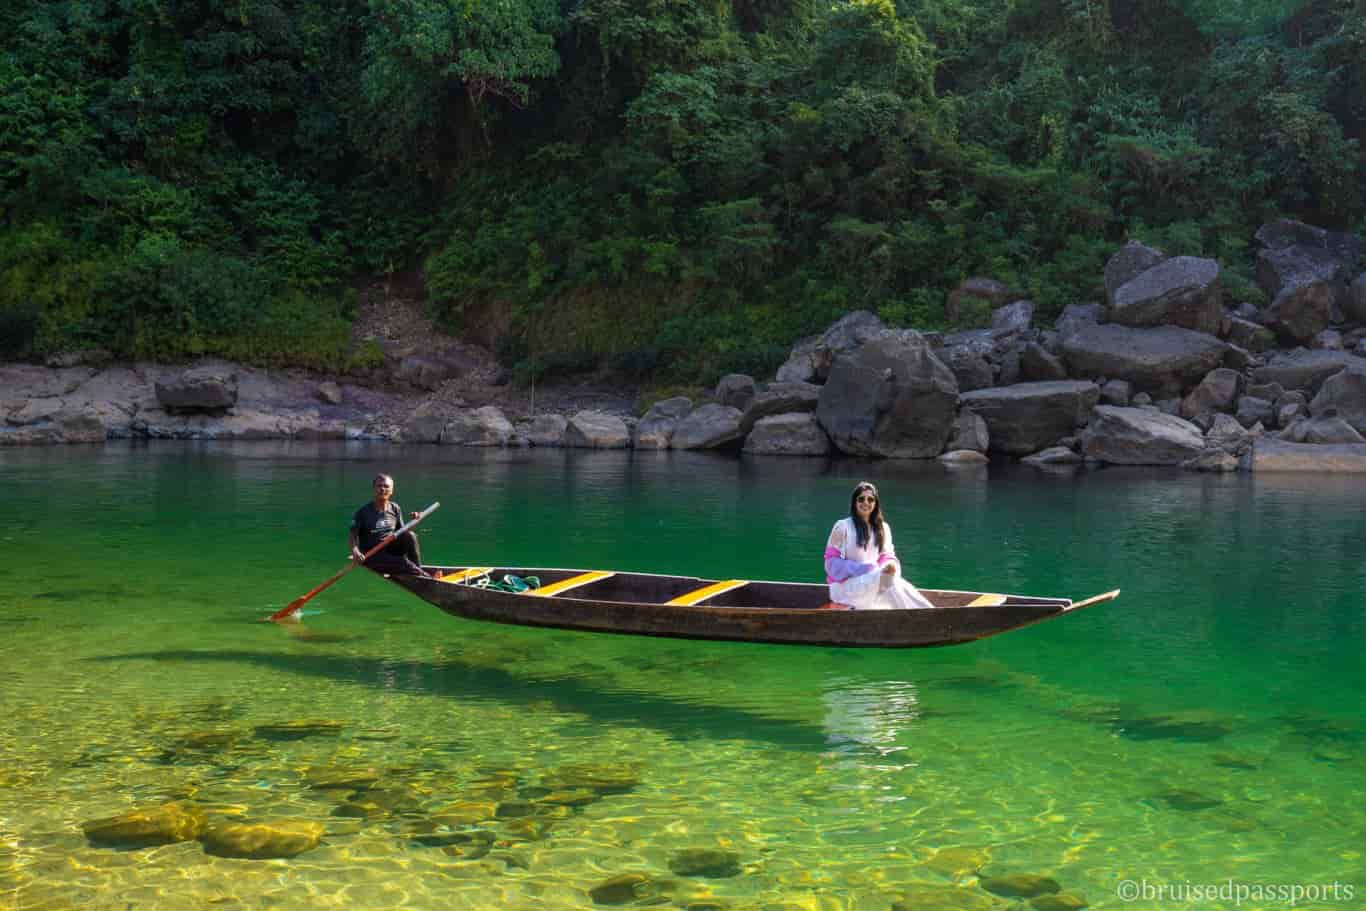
xmin=349 ymin=473 xmax=429 ymax=577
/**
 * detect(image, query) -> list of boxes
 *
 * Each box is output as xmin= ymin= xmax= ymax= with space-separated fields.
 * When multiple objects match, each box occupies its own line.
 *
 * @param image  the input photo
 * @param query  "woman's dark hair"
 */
xmin=373 ymin=473 xmax=394 ymax=487
xmin=848 ymin=482 xmax=885 ymax=552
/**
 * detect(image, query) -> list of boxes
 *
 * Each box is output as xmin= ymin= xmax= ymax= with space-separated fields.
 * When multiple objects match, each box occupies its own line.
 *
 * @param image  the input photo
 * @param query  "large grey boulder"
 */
xmin=941 ymin=327 xmax=1020 ymax=358
xmin=1061 ymin=324 xmax=1227 ymax=397
xmin=1100 ymin=379 xmax=1131 ymax=406
xmin=960 ymin=381 xmax=1100 ymax=456
xmin=1055 ymin=303 xmax=1104 ymax=339
xmin=943 ymin=348 xmax=994 ymax=392
xmin=1252 ymin=438 xmax=1366 ymax=472
xmin=442 ymin=406 xmax=513 ymax=446
xmin=398 ymin=403 xmax=446 ymax=443
xmin=1104 ymin=241 xmax=1167 ymax=306
xmin=155 ymin=366 xmax=238 ymax=411
xmin=1255 ymin=218 xmax=1362 ymax=271
xmin=1020 ymin=342 xmax=1068 ymax=381
xmin=775 ymin=335 xmax=820 ymax=383
xmin=742 ymin=413 xmax=832 ymax=456
xmin=1206 ymin=413 xmax=1253 ymax=455
xmin=1283 ymin=415 xmax=1365 ymax=444
xmin=565 ymin=411 xmax=631 ymax=448
xmin=992 ymin=300 xmax=1034 ymax=333
xmin=773 ymin=311 xmax=890 ymax=383
xmin=715 ymin=375 xmax=756 ymax=411
xmin=809 ymin=311 xmax=887 ymax=381
xmin=1309 ymin=365 xmax=1366 ymax=433
xmin=947 ymin=411 xmax=989 ymax=453
xmin=1349 ymin=273 xmax=1366 ymax=325
xmin=1081 ymin=405 xmax=1205 ymax=465
xmin=1225 ymin=316 xmax=1276 ymax=352
xmin=815 ymin=333 xmax=958 ymax=458
xmin=1180 ymin=368 xmax=1242 ymax=418
xmin=738 ymin=382 xmax=820 ymax=436
xmin=1109 ymin=256 xmax=1223 ymax=335
xmin=1259 ymin=244 xmax=1339 ymax=344
xmin=634 ymin=396 xmax=692 ymax=449
xmin=1235 ymin=396 xmax=1276 ymax=429
xmin=671 ymin=403 xmax=744 ymax=450
xmin=1250 ymin=350 xmax=1366 ymax=394
xmin=524 ymin=414 xmax=568 ymax=446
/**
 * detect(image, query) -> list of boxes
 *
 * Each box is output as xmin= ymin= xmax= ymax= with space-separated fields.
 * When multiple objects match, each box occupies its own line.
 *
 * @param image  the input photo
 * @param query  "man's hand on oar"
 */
xmin=265 ymin=502 xmax=440 ymax=623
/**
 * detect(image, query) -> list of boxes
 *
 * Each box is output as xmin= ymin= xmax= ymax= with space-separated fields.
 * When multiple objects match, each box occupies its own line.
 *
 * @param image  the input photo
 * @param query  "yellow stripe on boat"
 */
xmin=438 ymin=567 xmax=494 ymax=584
xmin=666 ymin=579 xmax=748 ymax=606
xmin=967 ymin=593 xmax=1008 ymax=607
xmin=525 ymin=571 xmax=615 ymax=597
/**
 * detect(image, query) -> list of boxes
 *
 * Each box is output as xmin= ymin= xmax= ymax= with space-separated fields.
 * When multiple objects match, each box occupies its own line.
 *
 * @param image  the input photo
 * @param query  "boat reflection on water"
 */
xmin=820 ymin=677 xmax=923 ymax=767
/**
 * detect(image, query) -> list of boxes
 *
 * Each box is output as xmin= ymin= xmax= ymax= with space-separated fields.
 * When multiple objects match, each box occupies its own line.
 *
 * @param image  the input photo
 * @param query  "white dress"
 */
xmin=826 ymin=517 xmax=934 ymax=610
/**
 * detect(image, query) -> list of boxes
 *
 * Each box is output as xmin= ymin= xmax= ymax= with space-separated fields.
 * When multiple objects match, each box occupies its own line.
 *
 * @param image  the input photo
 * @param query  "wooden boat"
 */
xmin=387 ymin=564 xmax=1120 ymax=648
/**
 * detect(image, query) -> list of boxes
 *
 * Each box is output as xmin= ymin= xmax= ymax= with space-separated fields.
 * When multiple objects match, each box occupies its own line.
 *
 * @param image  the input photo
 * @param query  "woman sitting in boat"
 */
xmin=824 ymin=482 xmax=934 ymax=610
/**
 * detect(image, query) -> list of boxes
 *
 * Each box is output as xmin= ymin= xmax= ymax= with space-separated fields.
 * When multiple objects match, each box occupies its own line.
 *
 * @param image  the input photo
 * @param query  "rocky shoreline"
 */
xmin=5 ymin=218 xmax=1366 ymax=472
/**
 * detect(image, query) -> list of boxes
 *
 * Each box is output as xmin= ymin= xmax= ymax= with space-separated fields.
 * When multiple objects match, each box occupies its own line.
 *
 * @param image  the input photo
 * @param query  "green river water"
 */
xmin=0 ymin=442 xmax=1363 ymax=911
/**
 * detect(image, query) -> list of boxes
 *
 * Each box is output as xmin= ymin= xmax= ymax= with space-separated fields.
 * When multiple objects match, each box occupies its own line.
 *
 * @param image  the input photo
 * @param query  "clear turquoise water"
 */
xmin=0 ymin=442 xmax=1362 ymax=910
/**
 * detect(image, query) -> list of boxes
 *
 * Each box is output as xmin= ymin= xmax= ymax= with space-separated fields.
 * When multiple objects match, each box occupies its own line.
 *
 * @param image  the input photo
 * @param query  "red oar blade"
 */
xmin=267 ymin=597 xmax=308 ymax=623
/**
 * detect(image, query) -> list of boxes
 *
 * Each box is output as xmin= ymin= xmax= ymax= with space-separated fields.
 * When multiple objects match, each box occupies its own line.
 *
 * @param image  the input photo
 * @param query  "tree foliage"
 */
xmin=1 ymin=0 xmax=1363 ymax=380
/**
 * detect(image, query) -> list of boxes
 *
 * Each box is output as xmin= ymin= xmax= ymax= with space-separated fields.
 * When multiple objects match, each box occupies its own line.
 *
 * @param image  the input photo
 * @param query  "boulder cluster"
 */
xmin=589 ymin=218 xmax=1365 ymax=472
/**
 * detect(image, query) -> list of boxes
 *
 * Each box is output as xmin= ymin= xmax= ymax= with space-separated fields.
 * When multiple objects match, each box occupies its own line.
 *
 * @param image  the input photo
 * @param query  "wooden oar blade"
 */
xmin=267 ymin=597 xmax=309 ymax=623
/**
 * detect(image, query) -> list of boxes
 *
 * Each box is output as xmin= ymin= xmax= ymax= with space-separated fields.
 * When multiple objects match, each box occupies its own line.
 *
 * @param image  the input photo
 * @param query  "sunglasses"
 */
xmin=856 ymin=495 xmax=877 ymax=504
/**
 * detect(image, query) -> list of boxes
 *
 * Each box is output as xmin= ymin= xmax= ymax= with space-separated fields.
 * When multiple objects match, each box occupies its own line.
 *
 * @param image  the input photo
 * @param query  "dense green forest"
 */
xmin=2 ymin=0 xmax=1364 ymax=382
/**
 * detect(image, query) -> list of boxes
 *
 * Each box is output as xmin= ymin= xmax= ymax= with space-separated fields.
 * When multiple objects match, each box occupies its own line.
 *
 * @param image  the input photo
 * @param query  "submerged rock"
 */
xmin=533 ymin=788 xmax=600 ymax=808
xmin=428 ymin=800 xmax=498 ymax=826
xmin=304 ymin=765 xmax=383 ymax=791
xmin=979 ymin=873 xmax=1062 ymax=898
xmin=540 ymin=764 xmax=640 ymax=794
xmin=199 ymin=820 xmax=324 ymax=859
xmin=1112 ymin=713 xmax=1231 ymax=742
xmin=253 ymin=719 xmax=344 ymax=741
xmin=923 ymin=846 xmax=990 ymax=878
xmin=589 ymin=872 xmax=654 ymax=905
xmin=668 ymin=848 xmax=742 ymax=878
xmin=892 ymin=883 xmax=1001 ymax=911
xmin=160 ymin=729 xmax=240 ymax=762
xmin=82 ymin=803 xmax=205 ymax=847
xmin=1032 ymin=893 xmax=1089 ymax=911
xmin=1155 ymin=789 xmax=1222 ymax=811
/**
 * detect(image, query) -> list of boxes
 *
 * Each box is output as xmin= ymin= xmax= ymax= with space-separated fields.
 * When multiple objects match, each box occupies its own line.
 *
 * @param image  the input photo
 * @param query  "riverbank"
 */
xmin=6 ymin=220 xmax=1366 ymax=471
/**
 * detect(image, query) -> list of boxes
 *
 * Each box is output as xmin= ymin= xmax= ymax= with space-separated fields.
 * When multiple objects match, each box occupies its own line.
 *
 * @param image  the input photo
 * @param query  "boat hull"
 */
xmin=389 ymin=567 xmax=1116 ymax=648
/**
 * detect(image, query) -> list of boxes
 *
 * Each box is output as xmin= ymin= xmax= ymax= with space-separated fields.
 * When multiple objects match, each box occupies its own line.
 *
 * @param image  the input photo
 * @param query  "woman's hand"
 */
xmin=351 ymin=546 xmax=365 ymax=562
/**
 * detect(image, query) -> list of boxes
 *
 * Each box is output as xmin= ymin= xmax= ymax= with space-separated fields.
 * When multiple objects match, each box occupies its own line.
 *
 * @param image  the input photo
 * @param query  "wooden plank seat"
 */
xmin=665 ymin=579 xmax=749 ymax=606
xmin=437 ymin=567 xmax=494 ymax=585
xmin=524 ymin=570 xmax=615 ymax=598
xmin=966 ymin=593 xmax=1008 ymax=607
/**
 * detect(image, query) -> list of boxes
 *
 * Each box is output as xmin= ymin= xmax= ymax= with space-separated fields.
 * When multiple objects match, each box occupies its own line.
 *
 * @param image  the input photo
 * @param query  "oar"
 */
xmin=266 ymin=501 xmax=441 ymax=623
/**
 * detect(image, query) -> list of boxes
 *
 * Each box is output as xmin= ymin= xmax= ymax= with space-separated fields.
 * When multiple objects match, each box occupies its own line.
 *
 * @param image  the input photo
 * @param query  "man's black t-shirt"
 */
xmin=352 ymin=501 xmax=403 ymax=552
